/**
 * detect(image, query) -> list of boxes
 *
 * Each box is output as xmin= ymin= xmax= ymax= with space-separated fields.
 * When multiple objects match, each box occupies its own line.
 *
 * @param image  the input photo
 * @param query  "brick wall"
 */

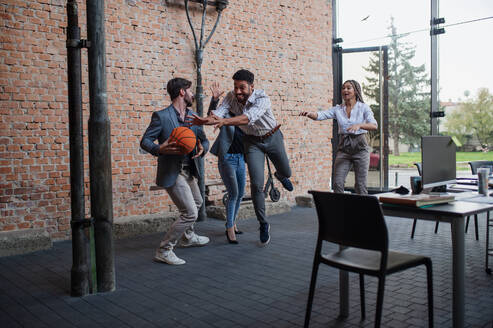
xmin=0 ymin=0 xmax=333 ymax=240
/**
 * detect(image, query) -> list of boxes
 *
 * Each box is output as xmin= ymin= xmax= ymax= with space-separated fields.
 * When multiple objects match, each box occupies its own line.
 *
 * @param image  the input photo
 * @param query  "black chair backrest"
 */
xmin=469 ymin=161 xmax=493 ymax=174
xmin=309 ymin=191 xmax=389 ymax=253
xmin=414 ymin=162 xmax=422 ymax=176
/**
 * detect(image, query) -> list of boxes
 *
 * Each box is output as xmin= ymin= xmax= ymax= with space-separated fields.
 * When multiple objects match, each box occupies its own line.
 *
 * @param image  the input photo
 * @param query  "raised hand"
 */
xmin=210 ymin=82 xmax=224 ymax=101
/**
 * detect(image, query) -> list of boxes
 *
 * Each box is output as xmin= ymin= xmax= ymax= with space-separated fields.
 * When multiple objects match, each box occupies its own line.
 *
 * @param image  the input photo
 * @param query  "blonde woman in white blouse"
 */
xmin=300 ymin=80 xmax=377 ymax=194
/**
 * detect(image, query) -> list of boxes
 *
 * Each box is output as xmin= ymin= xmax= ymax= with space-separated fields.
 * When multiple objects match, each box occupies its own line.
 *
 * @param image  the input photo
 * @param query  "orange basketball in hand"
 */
xmin=169 ymin=127 xmax=197 ymax=155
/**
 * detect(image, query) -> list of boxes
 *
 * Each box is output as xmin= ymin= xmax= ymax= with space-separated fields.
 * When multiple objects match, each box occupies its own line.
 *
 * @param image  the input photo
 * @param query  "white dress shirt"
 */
xmin=316 ymin=101 xmax=377 ymax=135
xmin=212 ymin=89 xmax=277 ymax=136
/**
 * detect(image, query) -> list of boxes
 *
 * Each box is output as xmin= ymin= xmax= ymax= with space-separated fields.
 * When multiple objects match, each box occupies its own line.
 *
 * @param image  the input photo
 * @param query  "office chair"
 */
xmin=462 ymin=161 xmax=493 ymax=239
xmin=469 ymin=161 xmax=493 ymax=175
xmin=411 ymin=163 xmax=479 ymax=240
xmin=305 ymin=191 xmax=433 ymax=328
xmin=469 ymin=161 xmax=493 ymax=273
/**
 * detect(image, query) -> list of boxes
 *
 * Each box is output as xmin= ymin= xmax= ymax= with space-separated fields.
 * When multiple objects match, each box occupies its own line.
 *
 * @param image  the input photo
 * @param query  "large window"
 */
xmin=439 ymin=1 xmax=493 ymax=153
xmin=338 ymin=0 xmax=431 ymax=155
xmin=334 ymin=0 xmax=493 ymax=187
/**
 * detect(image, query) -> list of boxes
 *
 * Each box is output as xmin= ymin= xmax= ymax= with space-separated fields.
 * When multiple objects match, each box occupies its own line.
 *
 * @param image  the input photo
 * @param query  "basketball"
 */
xmin=168 ymin=127 xmax=197 ymax=155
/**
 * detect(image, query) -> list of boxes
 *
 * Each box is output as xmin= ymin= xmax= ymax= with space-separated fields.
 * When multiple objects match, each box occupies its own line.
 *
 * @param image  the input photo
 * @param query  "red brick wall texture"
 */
xmin=0 ymin=0 xmax=333 ymax=240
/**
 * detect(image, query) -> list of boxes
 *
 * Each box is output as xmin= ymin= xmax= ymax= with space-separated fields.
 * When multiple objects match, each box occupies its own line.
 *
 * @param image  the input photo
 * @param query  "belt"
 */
xmin=248 ymin=125 xmax=281 ymax=142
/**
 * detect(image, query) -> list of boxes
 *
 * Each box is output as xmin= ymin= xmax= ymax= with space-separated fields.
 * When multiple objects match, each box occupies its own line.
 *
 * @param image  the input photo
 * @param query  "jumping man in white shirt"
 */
xmin=188 ymin=69 xmax=293 ymax=246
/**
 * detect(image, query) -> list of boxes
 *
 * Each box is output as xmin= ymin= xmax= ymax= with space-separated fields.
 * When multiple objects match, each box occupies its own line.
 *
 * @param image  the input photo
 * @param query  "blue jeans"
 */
xmin=218 ymin=153 xmax=246 ymax=229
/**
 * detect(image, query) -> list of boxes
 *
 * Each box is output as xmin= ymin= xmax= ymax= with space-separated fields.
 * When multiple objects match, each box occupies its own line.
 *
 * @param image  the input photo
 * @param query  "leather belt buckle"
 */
xmin=255 ymin=124 xmax=281 ymax=141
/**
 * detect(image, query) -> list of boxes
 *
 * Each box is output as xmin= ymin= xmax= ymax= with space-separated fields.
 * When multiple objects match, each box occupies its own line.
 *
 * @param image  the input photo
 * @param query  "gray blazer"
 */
xmin=140 ymin=105 xmax=209 ymax=188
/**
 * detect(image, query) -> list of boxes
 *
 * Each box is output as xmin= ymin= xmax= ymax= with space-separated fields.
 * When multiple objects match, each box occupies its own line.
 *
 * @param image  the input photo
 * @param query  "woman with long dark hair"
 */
xmin=299 ymin=80 xmax=377 ymax=194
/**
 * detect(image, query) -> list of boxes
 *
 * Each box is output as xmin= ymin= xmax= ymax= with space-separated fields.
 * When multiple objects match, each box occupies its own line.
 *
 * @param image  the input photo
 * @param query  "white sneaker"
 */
xmin=178 ymin=234 xmax=210 ymax=247
xmin=154 ymin=250 xmax=186 ymax=265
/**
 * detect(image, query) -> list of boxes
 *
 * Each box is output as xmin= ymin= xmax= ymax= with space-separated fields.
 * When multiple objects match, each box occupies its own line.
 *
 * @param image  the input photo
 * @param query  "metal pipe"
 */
xmin=66 ymin=0 xmax=89 ymax=297
xmin=184 ymin=0 xmax=227 ymax=220
xmin=331 ymin=0 xmax=341 ymax=192
xmin=87 ymin=0 xmax=115 ymax=293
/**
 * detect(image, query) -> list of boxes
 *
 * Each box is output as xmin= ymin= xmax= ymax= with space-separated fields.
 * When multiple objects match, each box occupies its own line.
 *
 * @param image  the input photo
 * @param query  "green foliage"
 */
xmin=444 ymin=88 xmax=493 ymax=150
xmin=363 ymin=17 xmax=430 ymax=155
xmin=389 ymin=151 xmax=493 ymax=168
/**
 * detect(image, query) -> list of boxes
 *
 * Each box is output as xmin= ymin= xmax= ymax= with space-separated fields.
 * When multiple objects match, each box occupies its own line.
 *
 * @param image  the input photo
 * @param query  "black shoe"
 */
xmin=225 ymin=231 xmax=239 ymax=244
xmin=274 ymin=172 xmax=293 ymax=191
xmin=234 ymin=229 xmax=243 ymax=235
xmin=259 ymin=223 xmax=270 ymax=246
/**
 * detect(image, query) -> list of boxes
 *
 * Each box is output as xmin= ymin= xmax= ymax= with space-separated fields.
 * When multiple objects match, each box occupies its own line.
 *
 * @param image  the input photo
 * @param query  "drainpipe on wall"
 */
xmin=87 ymin=0 xmax=116 ymax=293
xmin=66 ymin=0 xmax=90 ymax=297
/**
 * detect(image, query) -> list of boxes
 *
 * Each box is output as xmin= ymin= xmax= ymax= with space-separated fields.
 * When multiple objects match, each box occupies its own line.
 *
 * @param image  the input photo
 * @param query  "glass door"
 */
xmin=333 ymin=46 xmax=389 ymax=191
xmin=334 ymin=0 xmax=432 ymax=189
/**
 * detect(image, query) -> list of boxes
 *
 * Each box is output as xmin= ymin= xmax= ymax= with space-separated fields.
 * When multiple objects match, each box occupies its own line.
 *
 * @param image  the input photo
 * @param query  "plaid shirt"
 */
xmin=212 ymin=89 xmax=277 ymax=136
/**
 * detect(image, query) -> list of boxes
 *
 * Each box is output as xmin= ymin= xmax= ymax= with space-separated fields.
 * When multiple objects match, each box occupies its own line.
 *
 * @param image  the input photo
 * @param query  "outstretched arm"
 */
xmin=299 ymin=111 xmax=318 ymax=120
xmin=213 ymin=114 xmax=249 ymax=131
xmin=186 ymin=113 xmax=219 ymax=126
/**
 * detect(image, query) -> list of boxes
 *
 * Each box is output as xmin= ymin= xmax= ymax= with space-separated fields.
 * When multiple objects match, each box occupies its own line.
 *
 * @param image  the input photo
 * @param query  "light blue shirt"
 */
xmin=316 ymin=101 xmax=377 ymax=135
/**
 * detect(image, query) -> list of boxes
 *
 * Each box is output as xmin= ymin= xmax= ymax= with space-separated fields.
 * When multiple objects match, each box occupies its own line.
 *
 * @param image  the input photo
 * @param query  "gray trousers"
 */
xmin=244 ymin=130 xmax=291 ymax=225
xmin=160 ymin=170 xmax=202 ymax=251
xmin=333 ymin=148 xmax=370 ymax=195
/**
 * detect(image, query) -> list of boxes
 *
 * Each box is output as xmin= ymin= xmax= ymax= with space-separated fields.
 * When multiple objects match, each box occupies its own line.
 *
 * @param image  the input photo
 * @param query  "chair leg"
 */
xmin=474 ymin=214 xmax=479 ymax=241
xmin=434 ymin=221 xmax=439 ymax=234
xmin=465 ymin=216 xmax=470 ymax=233
xmin=304 ymin=259 xmax=321 ymax=328
xmin=411 ymin=219 xmax=417 ymax=239
xmin=486 ymin=211 xmax=492 ymax=274
xmin=425 ymin=259 xmax=434 ymax=328
xmin=359 ymin=274 xmax=365 ymax=320
xmin=374 ymin=276 xmax=386 ymax=328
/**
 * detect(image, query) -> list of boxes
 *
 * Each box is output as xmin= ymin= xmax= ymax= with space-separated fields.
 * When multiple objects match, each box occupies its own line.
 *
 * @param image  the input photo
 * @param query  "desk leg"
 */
xmin=451 ymin=217 xmax=465 ymax=328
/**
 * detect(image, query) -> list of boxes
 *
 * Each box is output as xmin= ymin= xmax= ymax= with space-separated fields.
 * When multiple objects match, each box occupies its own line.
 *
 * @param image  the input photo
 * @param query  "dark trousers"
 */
xmin=244 ymin=130 xmax=291 ymax=225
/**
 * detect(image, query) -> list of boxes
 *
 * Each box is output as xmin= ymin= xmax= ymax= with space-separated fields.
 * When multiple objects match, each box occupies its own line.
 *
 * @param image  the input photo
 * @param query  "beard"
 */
xmin=235 ymin=89 xmax=251 ymax=104
xmin=184 ymin=95 xmax=194 ymax=107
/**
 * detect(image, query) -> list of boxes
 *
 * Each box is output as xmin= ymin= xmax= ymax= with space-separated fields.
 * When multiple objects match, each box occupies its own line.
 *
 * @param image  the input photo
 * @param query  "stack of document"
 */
xmin=379 ymin=193 xmax=455 ymax=207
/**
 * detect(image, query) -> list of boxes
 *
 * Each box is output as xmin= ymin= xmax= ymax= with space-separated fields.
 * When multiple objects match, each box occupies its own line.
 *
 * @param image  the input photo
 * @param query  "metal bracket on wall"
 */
xmin=430 ymin=111 xmax=445 ymax=118
xmin=430 ymin=28 xmax=445 ymax=35
xmin=71 ymin=217 xmax=94 ymax=229
xmin=66 ymin=39 xmax=91 ymax=49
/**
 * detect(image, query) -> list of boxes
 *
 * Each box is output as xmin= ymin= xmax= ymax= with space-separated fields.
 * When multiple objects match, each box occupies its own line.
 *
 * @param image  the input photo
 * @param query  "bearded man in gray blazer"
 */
xmin=140 ymin=78 xmax=210 ymax=265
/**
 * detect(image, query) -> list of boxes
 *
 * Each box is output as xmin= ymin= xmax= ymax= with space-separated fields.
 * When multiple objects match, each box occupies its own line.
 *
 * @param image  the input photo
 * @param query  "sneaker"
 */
xmin=274 ymin=172 xmax=293 ymax=191
xmin=178 ymin=234 xmax=210 ymax=248
xmin=154 ymin=250 xmax=186 ymax=265
xmin=259 ymin=222 xmax=270 ymax=246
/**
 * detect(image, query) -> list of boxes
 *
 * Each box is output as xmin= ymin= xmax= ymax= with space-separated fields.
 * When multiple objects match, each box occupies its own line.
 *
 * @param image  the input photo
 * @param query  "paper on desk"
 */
xmin=461 ymin=195 xmax=493 ymax=204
